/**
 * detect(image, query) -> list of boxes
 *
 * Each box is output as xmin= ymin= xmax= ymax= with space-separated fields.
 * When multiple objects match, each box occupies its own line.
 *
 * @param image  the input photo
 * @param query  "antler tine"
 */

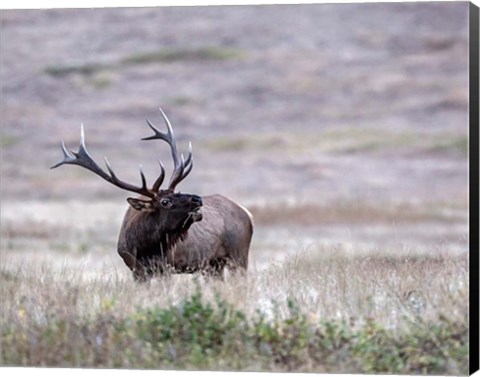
xmin=139 ymin=165 xmax=147 ymax=189
xmin=168 ymin=154 xmax=185 ymax=191
xmin=50 ymin=140 xmax=74 ymax=169
xmin=51 ymin=125 xmax=110 ymax=181
xmin=180 ymin=142 xmax=194 ymax=181
xmin=52 ymin=126 xmax=156 ymax=199
xmin=143 ymin=109 xmax=180 ymax=162
xmin=180 ymin=158 xmax=193 ymax=181
xmin=152 ymin=160 xmax=166 ymax=192
xmin=142 ymin=108 xmax=192 ymax=192
xmin=143 ymin=119 xmax=171 ymax=142
xmin=183 ymin=141 xmax=193 ymax=167
xmin=50 ymin=125 xmax=86 ymax=169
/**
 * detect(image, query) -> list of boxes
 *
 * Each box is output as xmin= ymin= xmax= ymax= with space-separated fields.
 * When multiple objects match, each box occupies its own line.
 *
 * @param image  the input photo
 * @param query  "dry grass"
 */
xmin=1 ymin=249 xmax=469 ymax=326
xmin=0 ymin=246 xmax=469 ymax=372
xmin=249 ymin=200 xmax=466 ymax=225
xmin=1 ymin=220 xmax=73 ymax=240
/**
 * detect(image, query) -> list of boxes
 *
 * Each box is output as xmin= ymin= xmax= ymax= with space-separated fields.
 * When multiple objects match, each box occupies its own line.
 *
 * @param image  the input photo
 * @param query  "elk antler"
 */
xmin=143 ymin=108 xmax=193 ymax=191
xmin=51 ymin=125 xmax=164 ymax=199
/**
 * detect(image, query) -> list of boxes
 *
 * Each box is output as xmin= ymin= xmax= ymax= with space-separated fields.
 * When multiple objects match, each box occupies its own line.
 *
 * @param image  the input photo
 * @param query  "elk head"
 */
xmin=51 ymin=109 xmax=203 ymax=232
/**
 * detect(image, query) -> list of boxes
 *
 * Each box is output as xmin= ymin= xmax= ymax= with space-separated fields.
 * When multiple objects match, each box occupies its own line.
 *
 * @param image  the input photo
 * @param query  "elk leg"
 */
xmin=226 ymin=255 xmax=248 ymax=277
xmin=202 ymin=258 xmax=226 ymax=281
xmin=119 ymin=250 xmax=151 ymax=282
xmin=133 ymin=269 xmax=148 ymax=282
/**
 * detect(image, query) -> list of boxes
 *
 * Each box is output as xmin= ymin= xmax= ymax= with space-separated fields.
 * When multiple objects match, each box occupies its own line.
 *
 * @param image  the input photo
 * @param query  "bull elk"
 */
xmin=51 ymin=109 xmax=253 ymax=281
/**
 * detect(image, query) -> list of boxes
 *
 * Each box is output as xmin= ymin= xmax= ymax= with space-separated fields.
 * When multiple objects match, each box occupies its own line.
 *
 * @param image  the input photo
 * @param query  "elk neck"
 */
xmin=158 ymin=227 xmax=189 ymax=255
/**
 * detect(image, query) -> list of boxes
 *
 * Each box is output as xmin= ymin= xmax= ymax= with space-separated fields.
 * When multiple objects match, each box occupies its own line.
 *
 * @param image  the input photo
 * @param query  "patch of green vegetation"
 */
xmin=1 ymin=135 xmax=19 ymax=148
xmin=427 ymin=136 xmax=468 ymax=156
xmin=88 ymin=74 xmax=113 ymax=89
xmin=197 ymin=46 xmax=245 ymax=61
xmin=1 ymin=288 xmax=468 ymax=373
xmin=320 ymin=128 xmax=416 ymax=154
xmin=45 ymin=63 xmax=108 ymax=78
xmin=205 ymin=128 xmax=469 ymax=157
xmin=77 ymin=242 xmax=90 ymax=254
xmin=320 ymin=128 xmax=469 ymax=157
xmin=121 ymin=46 xmax=245 ymax=65
xmin=170 ymin=96 xmax=195 ymax=107
xmin=45 ymin=46 xmax=245 ymax=80
xmin=49 ymin=241 xmax=71 ymax=252
xmin=204 ymin=134 xmax=286 ymax=152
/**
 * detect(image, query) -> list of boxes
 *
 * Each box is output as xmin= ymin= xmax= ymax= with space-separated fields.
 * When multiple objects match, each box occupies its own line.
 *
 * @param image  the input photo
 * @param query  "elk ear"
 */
xmin=127 ymin=197 xmax=155 ymax=212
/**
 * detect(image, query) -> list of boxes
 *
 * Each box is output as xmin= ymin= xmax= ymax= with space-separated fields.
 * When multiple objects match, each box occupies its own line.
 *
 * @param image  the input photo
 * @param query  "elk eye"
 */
xmin=160 ymin=198 xmax=172 ymax=208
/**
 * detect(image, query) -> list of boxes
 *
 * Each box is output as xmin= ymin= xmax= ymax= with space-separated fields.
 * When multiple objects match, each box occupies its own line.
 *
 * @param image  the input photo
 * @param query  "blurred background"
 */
xmin=1 ymin=3 xmax=469 ymax=269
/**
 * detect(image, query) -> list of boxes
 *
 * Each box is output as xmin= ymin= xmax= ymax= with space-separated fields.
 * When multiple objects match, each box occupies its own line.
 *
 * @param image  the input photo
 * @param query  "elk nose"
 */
xmin=190 ymin=195 xmax=203 ymax=206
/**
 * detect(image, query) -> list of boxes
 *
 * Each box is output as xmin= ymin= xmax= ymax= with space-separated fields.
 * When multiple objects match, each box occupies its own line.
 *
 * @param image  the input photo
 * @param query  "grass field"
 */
xmin=1 ymin=252 xmax=469 ymax=373
xmin=0 ymin=200 xmax=469 ymax=374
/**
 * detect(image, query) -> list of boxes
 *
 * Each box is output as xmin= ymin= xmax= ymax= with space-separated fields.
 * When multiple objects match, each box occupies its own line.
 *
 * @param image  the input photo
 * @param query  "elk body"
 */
xmin=52 ymin=109 xmax=253 ymax=281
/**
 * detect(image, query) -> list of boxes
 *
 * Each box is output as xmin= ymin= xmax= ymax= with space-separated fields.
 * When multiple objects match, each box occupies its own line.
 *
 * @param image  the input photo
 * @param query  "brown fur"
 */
xmin=117 ymin=194 xmax=253 ymax=281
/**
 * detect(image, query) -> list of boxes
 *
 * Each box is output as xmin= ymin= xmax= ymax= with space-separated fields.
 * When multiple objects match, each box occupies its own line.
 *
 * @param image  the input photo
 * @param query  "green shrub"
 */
xmin=127 ymin=288 xmax=249 ymax=368
xmin=1 ymin=290 xmax=468 ymax=373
